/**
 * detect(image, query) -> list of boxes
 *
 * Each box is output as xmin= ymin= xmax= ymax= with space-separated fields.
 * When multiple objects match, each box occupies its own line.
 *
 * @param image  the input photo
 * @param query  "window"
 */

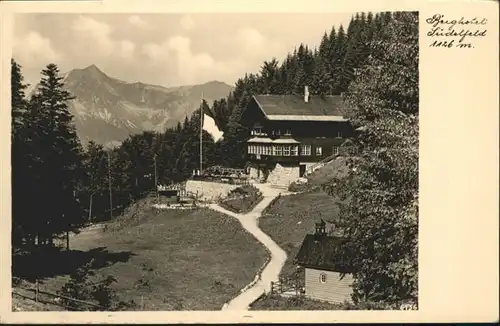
xmin=319 ymin=272 xmax=327 ymax=284
xmin=316 ymin=146 xmax=323 ymax=156
xmin=283 ymin=145 xmax=291 ymax=156
xmin=300 ymin=144 xmax=311 ymax=156
xmin=284 ymin=129 xmax=292 ymax=136
xmin=275 ymin=145 xmax=283 ymax=156
xmin=273 ymin=129 xmax=281 ymax=136
xmin=291 ymin=145 xmax=298 ymax=156
xmin=336 ymin=131 xmax=343 ymax=138
xmin=253 ymin=127 xmax=265 ymax=136
xmin=332 ymin=145 xmax=339 ymax=155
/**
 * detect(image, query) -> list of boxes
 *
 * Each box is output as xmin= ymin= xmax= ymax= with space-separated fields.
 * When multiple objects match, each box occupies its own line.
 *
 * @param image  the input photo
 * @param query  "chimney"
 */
xmin=304 ymin=85 xmax=309 ymax=103
xmin=314 ymin=219 xmax=326 ymax=240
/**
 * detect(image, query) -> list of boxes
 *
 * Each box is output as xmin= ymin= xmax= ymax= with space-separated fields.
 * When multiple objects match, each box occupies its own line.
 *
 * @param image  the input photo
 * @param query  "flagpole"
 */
xmin=200 ymin=92 xmax=203 ymax=175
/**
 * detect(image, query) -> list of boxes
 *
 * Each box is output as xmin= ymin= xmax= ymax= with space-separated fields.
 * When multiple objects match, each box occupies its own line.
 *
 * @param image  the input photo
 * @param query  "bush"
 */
xmin=57 ymin=259 xmax=138 ymax=311
xmin=219 ymin=185 xmax=263 ymax=213
xmin=288 ymin=180 xmax=318 ymax=193
xmin=250 ymin=294 xmax=397 ymax=310
xmin=250 ymin=294 xmax=337 ymax=310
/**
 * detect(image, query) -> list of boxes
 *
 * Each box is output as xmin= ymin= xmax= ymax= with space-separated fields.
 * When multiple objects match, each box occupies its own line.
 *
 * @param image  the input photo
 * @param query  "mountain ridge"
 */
xmin=32 ymin=64 xmax=234 ymax=147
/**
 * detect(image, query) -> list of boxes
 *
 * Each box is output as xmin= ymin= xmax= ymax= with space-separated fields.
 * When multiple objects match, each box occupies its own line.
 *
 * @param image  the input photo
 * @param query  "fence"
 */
xmin=304 ymin=153 xmax=337 ymax=176
xmin=13 ymin=279 xmax=150 ymax=311
xmin=203 ymin=166 xmax=246 ymax=176
xmin=157 ymin=183 xmax=197 ymax=200
xmin=191 ymin=174 xmax=250 ymax=185
xmin=12 ymin=279 xmax=108 ymax=311
xmin=270 ymin=277 xmax=304 ymax=296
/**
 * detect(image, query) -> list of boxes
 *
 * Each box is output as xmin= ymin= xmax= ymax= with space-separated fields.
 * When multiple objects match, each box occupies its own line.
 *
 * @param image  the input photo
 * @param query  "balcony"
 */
xmin=250 ymin=130 xmax=267 ymax=137
xmin=247 ymin=137 xmax=302 ymax=162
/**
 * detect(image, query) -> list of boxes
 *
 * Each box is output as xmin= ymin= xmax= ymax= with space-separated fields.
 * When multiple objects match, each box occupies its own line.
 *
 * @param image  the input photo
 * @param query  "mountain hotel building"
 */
xmin=243 ymin=86 xmax=354 ymax=187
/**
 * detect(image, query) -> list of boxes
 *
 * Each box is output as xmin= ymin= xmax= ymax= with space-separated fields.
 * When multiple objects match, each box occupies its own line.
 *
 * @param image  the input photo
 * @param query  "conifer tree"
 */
xmin=33 ymin=63 xmax=85 ymax=241
xmin=332 ymin=25 xmax=347 ymax=94
xmin=325 ymin=11 xmax=419 ymax=306
xmin=11 ymin=59 xmax=30 ymax=247
xmin=11 ymin=59 xmax=28 ymax=137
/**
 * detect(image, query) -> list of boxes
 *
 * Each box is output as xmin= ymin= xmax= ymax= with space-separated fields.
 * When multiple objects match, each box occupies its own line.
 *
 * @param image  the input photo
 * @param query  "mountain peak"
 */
xmin=84 ymin=64 xmax=101 ymax=72
xmin=69 ymin=64 xmax=108 ymax=81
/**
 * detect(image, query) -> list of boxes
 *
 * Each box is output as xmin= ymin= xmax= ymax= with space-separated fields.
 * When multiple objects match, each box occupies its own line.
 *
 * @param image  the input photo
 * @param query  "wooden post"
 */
xmin=88 ymin=194 xmax=93 ymax=223
xmin=66 ymin=230 xmax=70 ymax=251
xmin=107 ymin=151 xmax=113 ymax=220
xmin=200 ymin=93 xmax=204 ymax=175
xmin=154 ymin=154 xmax=159 ymax=202
xmin=35 ymin=279 xmax=39 ymax=302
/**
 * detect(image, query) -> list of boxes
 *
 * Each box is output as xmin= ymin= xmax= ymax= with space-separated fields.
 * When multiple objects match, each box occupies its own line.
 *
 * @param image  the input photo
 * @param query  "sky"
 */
xmin=13 ymin=13 xmax=354 ymax=88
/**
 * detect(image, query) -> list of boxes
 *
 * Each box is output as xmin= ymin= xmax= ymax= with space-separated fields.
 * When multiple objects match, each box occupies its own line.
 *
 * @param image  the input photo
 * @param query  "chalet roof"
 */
xmin=294 ymin=234 xmax=351 ymax=273
xmin=247 ymin=137 xmax=274 ymax=143
xmin=253 ymin=94 xmax=347 ymax=121
xmin=247 ymin=137 xmax=300 ymax=144
xmin=271 ymin=138 xmax=300 ymax=144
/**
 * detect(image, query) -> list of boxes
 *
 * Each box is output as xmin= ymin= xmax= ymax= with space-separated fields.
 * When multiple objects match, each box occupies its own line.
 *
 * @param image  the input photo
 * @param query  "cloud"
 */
xmin=71 ymin=15 xmax=136 ymax=60
xmin=13 ymin=13 xmax=355 ymax=87
xmin=180 ymin=15 xmax=195 ymax=31
xmin=167 ymin=36 xmax=215 ymax=83
xmin=141 ymin=34 xmax=246 ymax=85
xmin=13 ymin=31 xmax=63 ymax=66
xmin=118 ymin=40 xmax=136 ymax=59
xmin=142 ymin=40 xmax=169 ymax=63
xmin=72 ymin=15 xmax=114 ymax=57
xmin=164 ymin=35 xmax=246 ymax=85
xmin=235 ymin=27 xmax=285 ymax=59
xmin=128 ymin=15 xmax=148 ymax=29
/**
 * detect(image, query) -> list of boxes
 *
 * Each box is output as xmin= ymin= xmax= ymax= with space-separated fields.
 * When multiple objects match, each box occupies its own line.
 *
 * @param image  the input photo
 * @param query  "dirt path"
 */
xmin=209 ymin=183 xmax=288 ymax=311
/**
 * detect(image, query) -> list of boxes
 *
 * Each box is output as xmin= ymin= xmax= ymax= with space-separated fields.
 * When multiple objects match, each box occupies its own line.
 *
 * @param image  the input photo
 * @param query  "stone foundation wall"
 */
xmin=267 ymin=163 xmax=300 ymax=187
xmin=185 ymin=180 xmax=239 ymax=202
xmin=249 ymin=167 xmax=259 ymax=180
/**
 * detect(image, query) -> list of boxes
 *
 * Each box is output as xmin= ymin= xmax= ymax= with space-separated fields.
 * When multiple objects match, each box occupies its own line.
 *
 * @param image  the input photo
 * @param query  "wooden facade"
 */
xmin=304 ymin=267 xmax=353 ymax=304
xmin=294 ymin=220 xmax=354 ymax=304
xmin=243 ymin=88 xmax=354 ymax=180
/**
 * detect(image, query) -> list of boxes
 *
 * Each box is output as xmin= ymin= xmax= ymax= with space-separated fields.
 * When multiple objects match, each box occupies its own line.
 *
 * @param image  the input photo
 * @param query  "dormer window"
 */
xmin=336 ymin=131 xmax=343 ymax=138
xmin=252 ymin=126 xmax=265 ymax=136
xmin=284 ymin=129 xmax=292 ymax=136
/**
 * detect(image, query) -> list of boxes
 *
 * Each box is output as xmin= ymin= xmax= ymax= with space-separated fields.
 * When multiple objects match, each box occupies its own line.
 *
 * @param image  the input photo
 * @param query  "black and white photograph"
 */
xmin=1 ymin=0 xmax=498 ymax=322
xmin=7 ymin=10 xmax=420 ymax=313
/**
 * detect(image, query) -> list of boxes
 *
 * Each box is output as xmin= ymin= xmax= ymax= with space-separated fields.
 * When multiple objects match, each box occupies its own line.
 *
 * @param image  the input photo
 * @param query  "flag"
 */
xmin=199 ymin=92 xmax=223 ymax=141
